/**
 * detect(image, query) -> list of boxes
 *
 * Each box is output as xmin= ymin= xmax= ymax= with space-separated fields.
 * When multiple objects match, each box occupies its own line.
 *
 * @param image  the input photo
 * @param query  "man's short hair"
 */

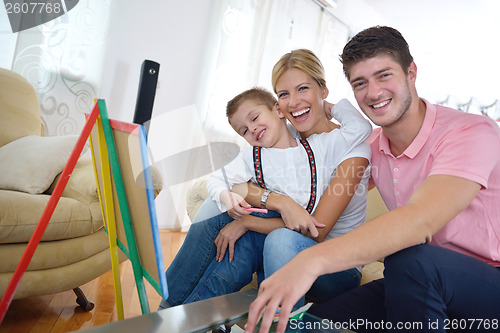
xmin=340 ymin=26 xmax=414 ymax=80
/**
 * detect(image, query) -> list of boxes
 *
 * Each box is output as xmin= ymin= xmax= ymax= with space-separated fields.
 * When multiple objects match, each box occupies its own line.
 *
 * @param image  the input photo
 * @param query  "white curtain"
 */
xmin=4 ymin=0 xmax=116 ymax=136
xmin=198 ymin=0 xmax=351 ymax=144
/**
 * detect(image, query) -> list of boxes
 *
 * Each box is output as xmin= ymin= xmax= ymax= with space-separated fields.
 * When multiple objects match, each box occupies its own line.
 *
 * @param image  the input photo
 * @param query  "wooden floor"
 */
xmin=0 ymin=230 xmax=187 ymax=333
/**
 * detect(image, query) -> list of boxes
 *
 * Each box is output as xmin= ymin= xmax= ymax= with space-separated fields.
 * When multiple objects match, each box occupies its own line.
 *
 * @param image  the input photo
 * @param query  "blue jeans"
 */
xmin=159 ymin=198 xmax=281 ymax=308
xmin=310 ymin=244 xmax=500 ymax=332
xmin=264 ymin=228 xmax=361 ymax=309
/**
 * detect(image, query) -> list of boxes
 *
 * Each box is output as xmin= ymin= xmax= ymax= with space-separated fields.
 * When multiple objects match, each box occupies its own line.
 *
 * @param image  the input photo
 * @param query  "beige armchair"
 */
xmin=0 ymin=68 xmax=120 ymax=310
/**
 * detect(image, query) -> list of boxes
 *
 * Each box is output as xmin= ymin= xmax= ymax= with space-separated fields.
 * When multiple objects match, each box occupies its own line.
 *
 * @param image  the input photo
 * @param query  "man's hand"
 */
xmin=214 ymin=219 xmax=248 ymax=262
xmin=244 ymin=251 xmax=317 ymax=333
xmin=220 ymin=190 xmax=251 ymax=220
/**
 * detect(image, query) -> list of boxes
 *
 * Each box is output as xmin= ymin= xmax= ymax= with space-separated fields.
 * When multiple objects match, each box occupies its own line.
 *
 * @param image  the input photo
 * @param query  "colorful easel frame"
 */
xmin=87 ymin=100 xmax=168 ymax=317
xmin=0 ymin=100 xmax=167 ymax=323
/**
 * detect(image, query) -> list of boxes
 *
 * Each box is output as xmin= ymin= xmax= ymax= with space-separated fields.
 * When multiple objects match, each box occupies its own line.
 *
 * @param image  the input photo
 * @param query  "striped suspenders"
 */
xmin=253 ymin=139 xmax=317 ymax=213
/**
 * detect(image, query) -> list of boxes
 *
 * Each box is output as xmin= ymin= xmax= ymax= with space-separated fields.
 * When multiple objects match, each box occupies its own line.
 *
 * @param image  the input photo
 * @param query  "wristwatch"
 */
xmin=260 ymin=189 xmax=271 ymax=209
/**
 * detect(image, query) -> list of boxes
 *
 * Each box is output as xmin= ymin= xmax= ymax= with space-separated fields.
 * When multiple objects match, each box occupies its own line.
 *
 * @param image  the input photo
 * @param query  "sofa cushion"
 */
xmin=46 ymin=157 xmax=98 ymax=205
xmin=186 ymin=178 xmax=209 ymax=221
xmin=0 ymin=68 xmax=42 ymax=147
xmin=360 ymin=261 xmax=385 ymax=285
xmin=0 ymin=190 xmax=103 ymax=243
xmin=0 ymin=228 xmax=110 ymax=272
xmin=0 ymin=235 xmax=123 ymax=300
xmin=0 ymin=135 xmax=85 ymax=194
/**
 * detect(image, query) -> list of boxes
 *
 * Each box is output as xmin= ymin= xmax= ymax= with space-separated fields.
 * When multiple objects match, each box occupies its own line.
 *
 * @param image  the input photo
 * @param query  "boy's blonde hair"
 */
xmin=271 ymin=49 xmax=326 ymax=93
xmin=226 ymin=87 xmax=277 ymax=123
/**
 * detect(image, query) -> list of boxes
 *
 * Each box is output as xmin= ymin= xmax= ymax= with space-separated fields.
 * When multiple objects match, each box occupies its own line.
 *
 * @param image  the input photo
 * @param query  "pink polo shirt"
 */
xmin=369 ymin=99 xmax=500 ymax=267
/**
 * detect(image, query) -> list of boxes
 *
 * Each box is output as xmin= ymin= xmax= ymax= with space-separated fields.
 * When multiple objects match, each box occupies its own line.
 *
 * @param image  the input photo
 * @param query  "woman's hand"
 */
xmin=220 ymin=190 xmax=251 ymax=220
xmin=244 ymin=250 xmax=318 ymax=333
xmin=214 ymin=218 xmax=248 ymax=262
xmin=235 ymin=183 xmax=325 ymax=237
xmin=277 ymin=195 xmax=325 ymax=237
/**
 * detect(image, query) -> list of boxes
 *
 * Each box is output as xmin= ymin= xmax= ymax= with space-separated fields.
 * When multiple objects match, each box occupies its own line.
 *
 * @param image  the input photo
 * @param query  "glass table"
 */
xmin=81 ymin=289 xmax=354 ymax=333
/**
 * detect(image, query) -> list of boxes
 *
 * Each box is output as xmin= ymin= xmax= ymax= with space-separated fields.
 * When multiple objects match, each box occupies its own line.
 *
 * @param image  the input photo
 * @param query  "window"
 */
xmin=198 ymin=0 xmax=350 ymax=144
xmin=0 ymin=10 xmax=17 ymax=69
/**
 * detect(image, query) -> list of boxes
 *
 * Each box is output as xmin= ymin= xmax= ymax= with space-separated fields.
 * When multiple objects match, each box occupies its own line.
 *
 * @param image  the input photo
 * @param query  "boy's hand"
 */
xmin=323 ymin=100 xmax=335 ymax=120
xmin=220 ymin=190 xmax=252 ymax=220
xmin=215 ymin=219 xmax=248 ymax=262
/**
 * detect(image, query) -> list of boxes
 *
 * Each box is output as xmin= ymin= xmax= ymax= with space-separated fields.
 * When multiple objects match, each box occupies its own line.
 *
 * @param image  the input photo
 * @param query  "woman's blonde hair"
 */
xmin=271 ymin=49 xmax=326 ymax=93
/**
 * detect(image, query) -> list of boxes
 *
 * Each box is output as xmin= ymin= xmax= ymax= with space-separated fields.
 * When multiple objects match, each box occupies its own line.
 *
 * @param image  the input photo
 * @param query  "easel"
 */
xmin=87 ymin=100 xmax=168 ymax=318
xmin=0 ymin=100 xmax=168 ymax=323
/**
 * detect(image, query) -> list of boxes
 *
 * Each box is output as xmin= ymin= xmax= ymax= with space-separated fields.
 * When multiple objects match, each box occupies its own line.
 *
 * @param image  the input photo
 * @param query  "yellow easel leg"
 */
xmin=89 ymin=114 xmax=125 ymax=321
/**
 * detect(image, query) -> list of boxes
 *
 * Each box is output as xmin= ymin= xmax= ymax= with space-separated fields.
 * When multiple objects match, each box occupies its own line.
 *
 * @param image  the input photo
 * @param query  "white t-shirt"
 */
xmin=207 ymin=99 xmax=372 ymax=240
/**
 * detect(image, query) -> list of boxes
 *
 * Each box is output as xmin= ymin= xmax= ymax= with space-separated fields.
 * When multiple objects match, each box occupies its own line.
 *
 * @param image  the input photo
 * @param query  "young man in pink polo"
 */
xmin=245 ymin=26 xmax=500 ymax=333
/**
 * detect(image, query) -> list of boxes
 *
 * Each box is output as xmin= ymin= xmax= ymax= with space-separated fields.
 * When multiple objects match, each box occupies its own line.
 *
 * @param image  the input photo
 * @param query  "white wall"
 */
xmin=99 ymin=0 xmax=215 ymax=121
xmin=331 ymin=0 xmax=500 ymax=105
xmin=99 ymin=0 xmax=217 ymax=229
